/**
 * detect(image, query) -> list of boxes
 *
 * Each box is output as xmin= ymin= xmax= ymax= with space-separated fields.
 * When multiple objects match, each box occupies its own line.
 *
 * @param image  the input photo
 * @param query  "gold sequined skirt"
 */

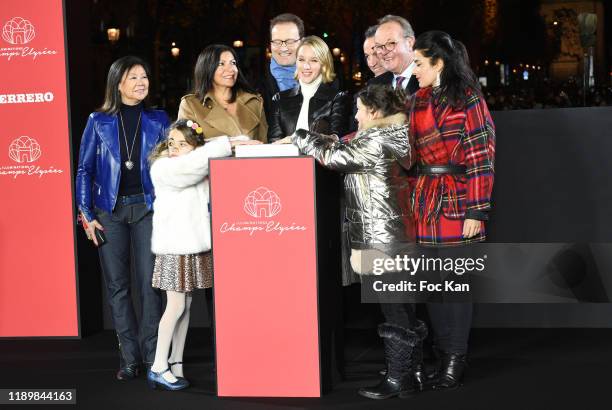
xmin=152 ymin=252 xmax=213 ymax=292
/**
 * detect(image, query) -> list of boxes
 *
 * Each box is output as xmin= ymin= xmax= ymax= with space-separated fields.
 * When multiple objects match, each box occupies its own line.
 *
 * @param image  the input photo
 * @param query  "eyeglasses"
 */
xmin=374 ymin=37 xmax=409 ymax=53
xmin=270 ymin=38 xmax=301 ymax=48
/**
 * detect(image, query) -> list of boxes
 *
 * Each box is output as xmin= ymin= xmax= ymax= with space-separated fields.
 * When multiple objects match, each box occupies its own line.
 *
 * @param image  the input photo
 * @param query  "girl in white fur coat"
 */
xmin=147 ymin=120 xmax=257 ymax=390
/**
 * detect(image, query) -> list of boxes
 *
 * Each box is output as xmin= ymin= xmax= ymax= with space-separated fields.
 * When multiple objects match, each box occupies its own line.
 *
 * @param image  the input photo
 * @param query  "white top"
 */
xmin=150 ymin=137 xmax=232 ymax=255
xmin=295 ymin=75 xmax=323 ymax=133
xmin=393 ymin=62 xmax=415 ymax=90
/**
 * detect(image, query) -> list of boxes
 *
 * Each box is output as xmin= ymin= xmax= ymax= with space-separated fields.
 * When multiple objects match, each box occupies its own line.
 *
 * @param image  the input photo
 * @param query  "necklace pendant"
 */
xmin=125 ymin=160 xmax=134 ymax=170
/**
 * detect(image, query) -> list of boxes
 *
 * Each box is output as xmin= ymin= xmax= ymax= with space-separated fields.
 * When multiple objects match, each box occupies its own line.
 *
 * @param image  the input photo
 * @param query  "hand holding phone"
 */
xmin=79 ymin=213 xmax=106 ymax=247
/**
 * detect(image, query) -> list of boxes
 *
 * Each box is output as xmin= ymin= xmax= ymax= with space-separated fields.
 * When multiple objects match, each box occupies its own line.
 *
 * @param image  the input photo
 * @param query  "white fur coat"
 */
xmin=150 ymin=137 xmax=231 ymax=255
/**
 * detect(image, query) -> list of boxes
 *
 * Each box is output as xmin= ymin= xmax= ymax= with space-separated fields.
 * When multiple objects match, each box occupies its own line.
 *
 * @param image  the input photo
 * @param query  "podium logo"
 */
xmin=9 ymin=136 xmax=41 ymax=163
xmin=244 ymin=187 xmax=282 ymax=218
xmin=2 ymin=17 xmax=35 ymax=45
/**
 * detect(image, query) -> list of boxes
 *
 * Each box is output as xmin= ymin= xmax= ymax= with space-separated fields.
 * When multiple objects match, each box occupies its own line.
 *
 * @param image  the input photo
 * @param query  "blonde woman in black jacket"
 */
xmin=268 ymin=36 xmax=349 ymax=142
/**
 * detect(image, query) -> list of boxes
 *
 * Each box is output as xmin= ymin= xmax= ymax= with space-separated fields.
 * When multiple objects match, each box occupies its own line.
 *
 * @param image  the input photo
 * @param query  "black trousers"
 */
xmin=423 ymin=245 xmax=473 ymax=355
xmin=426 ymin=302 xmax=472 ymax=354
xmin=378 ymin=295 xmax=471 ymax=354
xmin=379 ymin=301 xmax=417 ymax=330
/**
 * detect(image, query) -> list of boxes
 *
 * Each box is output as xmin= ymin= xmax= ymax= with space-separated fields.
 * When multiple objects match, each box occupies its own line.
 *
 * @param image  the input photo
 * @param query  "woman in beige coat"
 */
xmin=178 ymin=44 xmax=268 ymax=142
xmin=177 ymin=45 xmax=266 ymax=361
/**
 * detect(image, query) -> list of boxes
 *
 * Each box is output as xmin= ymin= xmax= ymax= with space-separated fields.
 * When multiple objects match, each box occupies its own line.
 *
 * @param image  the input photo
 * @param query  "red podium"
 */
xmin=209 ymin=157 xmax=342 ymax=397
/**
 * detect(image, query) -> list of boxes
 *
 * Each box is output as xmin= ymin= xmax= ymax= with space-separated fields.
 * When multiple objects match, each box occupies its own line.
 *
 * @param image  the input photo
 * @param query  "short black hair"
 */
xmin=270 ymin=13 xmax=305 ymax=38
xmin=365 ymin=25 xmax=378 ymax=39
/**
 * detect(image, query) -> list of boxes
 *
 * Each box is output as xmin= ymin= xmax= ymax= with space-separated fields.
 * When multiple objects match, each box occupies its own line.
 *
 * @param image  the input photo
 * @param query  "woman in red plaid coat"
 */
xmin=409 ymin=31 xmax=495 ymax=390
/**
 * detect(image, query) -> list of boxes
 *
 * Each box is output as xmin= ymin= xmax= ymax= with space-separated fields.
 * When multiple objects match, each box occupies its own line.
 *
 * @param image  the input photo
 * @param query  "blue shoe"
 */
xmin=147 ymin=368 xmax=189 ymax=391
xmin=168 ymin=362 xmax=187 ymax=382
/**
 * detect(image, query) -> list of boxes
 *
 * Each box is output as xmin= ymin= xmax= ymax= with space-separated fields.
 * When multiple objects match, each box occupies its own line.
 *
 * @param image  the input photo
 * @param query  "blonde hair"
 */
xmin=295 ymin=36 xmax=336 ymax=84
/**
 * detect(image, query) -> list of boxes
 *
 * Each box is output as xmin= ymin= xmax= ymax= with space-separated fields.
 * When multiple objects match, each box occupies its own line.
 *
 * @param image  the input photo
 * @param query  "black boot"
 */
xmin=376 ymin=320 xmax=428 ymax=389
xmin=411 ymin=321 xmax=428 ymax=392
xmin=116 ymin=363 xmax=140 ymax=380
xmin=428 ymin=351 xmax=467 ymax=390
xmin=358 ymin=322 xmax=427 ymax=400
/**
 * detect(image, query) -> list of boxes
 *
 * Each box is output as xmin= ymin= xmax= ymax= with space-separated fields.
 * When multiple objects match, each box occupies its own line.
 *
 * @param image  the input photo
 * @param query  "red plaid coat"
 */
xmin=408 ymin=87 xmax=495 ymax=247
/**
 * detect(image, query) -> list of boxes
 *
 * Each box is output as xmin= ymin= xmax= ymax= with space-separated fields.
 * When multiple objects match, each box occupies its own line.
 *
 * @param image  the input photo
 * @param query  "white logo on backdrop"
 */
xmin=218 ymin=186 xmax=305 ymax=236
xmin=0 ymin=16 xmax=58 ymax=61
xmin=244 ymin=187 xmax=282 ymax=218
xmin=0 ymin=91 xmax=54 ymax=105
xmin=9 ymin=136 xmax=41 ymax=163
xmin=2 ymin=17 xmax=35 ymax=45
xmin=1 ymin=136 xmax=63 ymax=179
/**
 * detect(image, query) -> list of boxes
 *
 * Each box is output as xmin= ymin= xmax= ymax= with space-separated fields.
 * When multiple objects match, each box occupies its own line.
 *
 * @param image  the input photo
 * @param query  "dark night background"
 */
xmin=63 ymin=0 xmax=612 ymax=334
xmin=66 ymin=0 xmax=612 ymax=118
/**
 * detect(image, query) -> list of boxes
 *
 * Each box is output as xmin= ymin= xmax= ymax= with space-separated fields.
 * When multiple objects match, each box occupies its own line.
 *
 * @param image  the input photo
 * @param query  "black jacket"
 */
xmin=368 ymin=71 xmax=419 ymax=94
xmin=257 ymin=63 xmax=280 ymax=129
xmin=268 ymin=81 xmax=349 ymax=142
xmin=348 ymin=72 xmax=420 ymax=132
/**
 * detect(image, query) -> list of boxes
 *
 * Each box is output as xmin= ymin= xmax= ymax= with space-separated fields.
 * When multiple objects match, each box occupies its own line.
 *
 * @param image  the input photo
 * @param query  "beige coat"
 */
xmin=178 ymin=90 xmax=268 ymax=143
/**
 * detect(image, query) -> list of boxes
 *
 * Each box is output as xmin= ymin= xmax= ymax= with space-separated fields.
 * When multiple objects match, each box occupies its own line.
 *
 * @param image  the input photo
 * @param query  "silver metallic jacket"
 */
xmin=293 ymin=113 xmax=416 ymax=248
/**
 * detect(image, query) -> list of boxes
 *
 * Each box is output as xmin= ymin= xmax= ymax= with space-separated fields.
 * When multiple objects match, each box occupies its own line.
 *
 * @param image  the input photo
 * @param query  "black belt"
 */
xmin=417 ymin=164 xmax=466 ymax=175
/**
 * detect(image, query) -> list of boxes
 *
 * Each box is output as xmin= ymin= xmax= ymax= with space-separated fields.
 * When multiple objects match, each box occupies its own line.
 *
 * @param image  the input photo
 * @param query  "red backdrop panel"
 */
xmin=0 ymin=0 xmax=78 ymax=336
xmin=210 ymin=157 xmax=321 ymax=397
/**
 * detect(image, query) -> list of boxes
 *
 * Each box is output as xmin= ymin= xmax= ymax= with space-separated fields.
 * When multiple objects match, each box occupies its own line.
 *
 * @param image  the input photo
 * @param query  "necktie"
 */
xmin=395 ymin=75 xmax=406 ymax=89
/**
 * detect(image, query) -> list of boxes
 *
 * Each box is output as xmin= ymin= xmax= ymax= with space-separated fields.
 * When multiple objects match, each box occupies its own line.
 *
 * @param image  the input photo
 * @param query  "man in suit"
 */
xmin=259 ymin=13 xmax=304 ymax=127
xmin=370 ymin=15 xmax=477 ymax=394
xmin=364 ymin=25 xmax=387 ymax=79
xmin=347 ymin=25 xmax=390 ymax=133
xmin=348 ymin=17 xmax=418 ymax=133
xmin=370 ymin=15 xmax=419 ymax=95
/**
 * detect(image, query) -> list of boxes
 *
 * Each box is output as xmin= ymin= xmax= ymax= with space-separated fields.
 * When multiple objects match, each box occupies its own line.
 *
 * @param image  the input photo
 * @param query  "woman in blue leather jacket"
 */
xmin=75 ymin=56 xmax=170 ymax=381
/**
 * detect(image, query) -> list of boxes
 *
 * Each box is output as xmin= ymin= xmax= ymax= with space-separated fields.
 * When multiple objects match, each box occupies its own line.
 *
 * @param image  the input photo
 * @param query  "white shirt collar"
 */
xmin=393 ymin=62 xmax=416 ymax=88
xmin=400 ymin=62 xmax=415 ymax=79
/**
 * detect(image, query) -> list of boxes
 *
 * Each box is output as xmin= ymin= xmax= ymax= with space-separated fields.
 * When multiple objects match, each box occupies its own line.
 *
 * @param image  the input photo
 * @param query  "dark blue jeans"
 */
xmin=96 ymin=200 xmax=162 ymax=366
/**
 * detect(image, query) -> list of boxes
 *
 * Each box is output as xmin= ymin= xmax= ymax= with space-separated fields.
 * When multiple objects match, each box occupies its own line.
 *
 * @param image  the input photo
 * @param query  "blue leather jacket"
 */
xmin=75 ymin=109 xmax=170 ymax=222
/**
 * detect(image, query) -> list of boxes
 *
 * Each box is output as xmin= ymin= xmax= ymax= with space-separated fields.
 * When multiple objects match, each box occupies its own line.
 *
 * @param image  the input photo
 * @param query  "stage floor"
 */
xmin=0 ymin=328 xmax=610 ymax=409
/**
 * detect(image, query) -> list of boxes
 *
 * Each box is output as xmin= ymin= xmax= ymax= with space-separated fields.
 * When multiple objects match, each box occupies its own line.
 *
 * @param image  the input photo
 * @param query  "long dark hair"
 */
xmin=192 ymin=44 xmax=255 ymax=103
xmin=413 ymin=31 xmax=480 ymax=109
xmin=98 ymin=56 xmax=152 ymax=114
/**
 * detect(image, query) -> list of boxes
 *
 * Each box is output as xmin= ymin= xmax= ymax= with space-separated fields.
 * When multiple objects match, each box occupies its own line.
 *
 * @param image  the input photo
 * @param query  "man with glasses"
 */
xmin=259 ymin=13 xmax=304 ymax=127
xmin=370 ymin=15 xmax=419 ymax=94
xmin=368 ymin=15 xmax=476 ymax=396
